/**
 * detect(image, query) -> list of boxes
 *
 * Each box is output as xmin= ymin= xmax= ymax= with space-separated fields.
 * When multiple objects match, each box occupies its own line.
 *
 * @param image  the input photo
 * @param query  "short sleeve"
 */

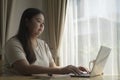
xmin=44 ymin=43 xmax=54 ymax=64
xmin=4 ymin=39 xmax=27 ymax=67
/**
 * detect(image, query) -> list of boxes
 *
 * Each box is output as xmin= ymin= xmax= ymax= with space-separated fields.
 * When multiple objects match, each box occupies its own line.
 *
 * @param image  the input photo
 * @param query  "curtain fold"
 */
xmin=0 ymin=0 xmax=14 ymax=74
xmin=46 ymin=0 xmax=67 ymax=65
xmin=0 ymin=0 xmax=14 ymax=54
xmin=0 ymin=0 xmax=14 ymax=76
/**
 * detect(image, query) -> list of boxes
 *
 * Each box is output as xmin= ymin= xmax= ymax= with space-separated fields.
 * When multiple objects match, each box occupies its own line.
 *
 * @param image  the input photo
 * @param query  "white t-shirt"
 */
xmin=3 ymin=37 xmax=54 ymax=76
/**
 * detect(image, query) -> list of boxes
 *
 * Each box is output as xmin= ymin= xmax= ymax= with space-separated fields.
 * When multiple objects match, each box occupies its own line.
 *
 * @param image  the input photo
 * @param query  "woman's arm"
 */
xmin=12 ymin=59 xmax=62 ymax=75
xmin=12 ymin=59 xmax=81 ymax=75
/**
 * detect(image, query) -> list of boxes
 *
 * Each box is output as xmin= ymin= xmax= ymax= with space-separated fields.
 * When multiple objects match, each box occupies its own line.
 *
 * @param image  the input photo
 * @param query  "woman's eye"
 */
xmin=37 ymin=20 xmax=41 ymax=22
xmin=42 ymin=23 xmax=45 ymax=25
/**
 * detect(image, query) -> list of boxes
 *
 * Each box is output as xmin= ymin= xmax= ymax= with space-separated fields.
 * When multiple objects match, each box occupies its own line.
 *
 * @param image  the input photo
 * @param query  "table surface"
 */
xmin=0 ymin=74 xmax=120 ymax=80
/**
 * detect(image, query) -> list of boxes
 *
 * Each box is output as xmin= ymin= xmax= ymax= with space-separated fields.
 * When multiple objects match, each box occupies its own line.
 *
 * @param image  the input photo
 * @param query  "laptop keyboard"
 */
xmin=69 ymin=71 xmax=92 ymax=77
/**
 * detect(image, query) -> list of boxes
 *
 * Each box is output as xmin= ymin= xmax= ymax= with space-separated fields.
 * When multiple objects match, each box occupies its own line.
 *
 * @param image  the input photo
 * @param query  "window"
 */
xmin=60 ymin=0 xmax=120 ymax=75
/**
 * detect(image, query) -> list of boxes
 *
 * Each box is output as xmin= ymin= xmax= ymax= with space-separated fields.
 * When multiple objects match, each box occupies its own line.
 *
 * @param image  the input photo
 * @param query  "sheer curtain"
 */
xmin=60 ymin=0 xmax=120 ymax=75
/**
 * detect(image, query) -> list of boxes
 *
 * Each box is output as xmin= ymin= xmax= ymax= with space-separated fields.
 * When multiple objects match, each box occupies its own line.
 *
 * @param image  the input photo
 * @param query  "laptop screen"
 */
xmin=90 ymin=46 xmax=111 ymax=76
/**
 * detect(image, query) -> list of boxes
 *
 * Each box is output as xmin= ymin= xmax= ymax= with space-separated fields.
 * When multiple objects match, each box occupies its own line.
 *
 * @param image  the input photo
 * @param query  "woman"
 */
xmin=3 ymin=8 xmax=88 ymax=76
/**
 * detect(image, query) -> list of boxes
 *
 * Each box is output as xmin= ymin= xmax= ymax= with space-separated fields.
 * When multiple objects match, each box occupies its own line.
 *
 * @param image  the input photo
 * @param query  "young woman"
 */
xmin=3 ymin=8 xmax=88 ymax=76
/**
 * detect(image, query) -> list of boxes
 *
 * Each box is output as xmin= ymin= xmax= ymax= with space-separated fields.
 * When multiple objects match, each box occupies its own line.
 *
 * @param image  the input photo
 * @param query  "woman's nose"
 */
xmin=40 ymin=24 xmax=44 ymax=27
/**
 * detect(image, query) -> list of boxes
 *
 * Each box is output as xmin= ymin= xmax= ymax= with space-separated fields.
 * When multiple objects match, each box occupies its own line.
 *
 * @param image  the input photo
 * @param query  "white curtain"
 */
xmin=60 ymin=0 xmax=120 ymax=75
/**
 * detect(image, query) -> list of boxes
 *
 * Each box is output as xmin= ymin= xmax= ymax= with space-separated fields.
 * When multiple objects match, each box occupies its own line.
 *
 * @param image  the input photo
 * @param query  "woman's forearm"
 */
xmin=19 ymin=65 xmax=63 ymax=75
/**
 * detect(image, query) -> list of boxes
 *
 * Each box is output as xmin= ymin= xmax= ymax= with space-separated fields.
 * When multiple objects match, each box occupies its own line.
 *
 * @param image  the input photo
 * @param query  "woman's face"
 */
xmin=28 ymin=14 xmax=45 ymax=38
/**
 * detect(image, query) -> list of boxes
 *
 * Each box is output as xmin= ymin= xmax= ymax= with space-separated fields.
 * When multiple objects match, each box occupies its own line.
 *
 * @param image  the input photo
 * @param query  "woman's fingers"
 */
xmin=67 ymin=67 xmax=79 ymax=75
xmin=67 ymin=65 xmax=82 ymax=75
xmin=79 ymin=66 xmax=90 ymax=73
xmin=61 ymin=65 xmax=88 ymax=75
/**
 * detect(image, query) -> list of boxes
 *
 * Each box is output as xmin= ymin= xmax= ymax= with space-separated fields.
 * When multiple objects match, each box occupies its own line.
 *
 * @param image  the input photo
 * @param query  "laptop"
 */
xmin=70 ymin=46 xmax=111 ymax=77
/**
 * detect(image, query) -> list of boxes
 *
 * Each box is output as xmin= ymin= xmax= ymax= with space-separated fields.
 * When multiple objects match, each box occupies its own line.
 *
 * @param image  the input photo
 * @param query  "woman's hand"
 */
xmin=78 ymin=66 xmax=89 ymax=73
xmin=60 ymin=65 xmax=82 ymax=75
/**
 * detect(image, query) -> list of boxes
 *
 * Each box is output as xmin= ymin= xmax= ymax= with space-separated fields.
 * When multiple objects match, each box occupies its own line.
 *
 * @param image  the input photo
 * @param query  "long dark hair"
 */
xmin=16 ymin=8 xmax=44 ymax=64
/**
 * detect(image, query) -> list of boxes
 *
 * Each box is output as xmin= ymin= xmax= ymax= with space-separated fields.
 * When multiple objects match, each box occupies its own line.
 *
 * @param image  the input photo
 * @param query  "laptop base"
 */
xmin=70 ymin=73 xmax=103 ymax=78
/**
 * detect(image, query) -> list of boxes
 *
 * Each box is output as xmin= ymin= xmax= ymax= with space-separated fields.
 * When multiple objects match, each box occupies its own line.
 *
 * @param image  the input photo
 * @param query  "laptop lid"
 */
xmin=70 ymin=46 xmax=111 ymax=78
xmin=90 ymin=46 xmax=111 ymax=76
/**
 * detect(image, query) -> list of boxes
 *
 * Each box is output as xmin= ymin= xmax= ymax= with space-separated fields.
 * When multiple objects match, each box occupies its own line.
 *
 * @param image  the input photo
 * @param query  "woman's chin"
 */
xmin=37 ymin=32 xmax=42 ymax=37
xmin=33 ymin=31 xmax=43 ymax=37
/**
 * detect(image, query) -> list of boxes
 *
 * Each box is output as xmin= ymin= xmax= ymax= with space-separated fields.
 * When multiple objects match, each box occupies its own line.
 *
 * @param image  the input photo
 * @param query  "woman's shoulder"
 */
xmin=6 ymin=36 xmax=19 ymax=43
xmin=5 ymin=36 xmax=22 ymax=47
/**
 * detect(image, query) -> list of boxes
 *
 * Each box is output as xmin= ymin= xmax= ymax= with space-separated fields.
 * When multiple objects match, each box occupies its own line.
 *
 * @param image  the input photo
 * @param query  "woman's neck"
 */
xmin=31 ymin=37 xmax=38 ymax=48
